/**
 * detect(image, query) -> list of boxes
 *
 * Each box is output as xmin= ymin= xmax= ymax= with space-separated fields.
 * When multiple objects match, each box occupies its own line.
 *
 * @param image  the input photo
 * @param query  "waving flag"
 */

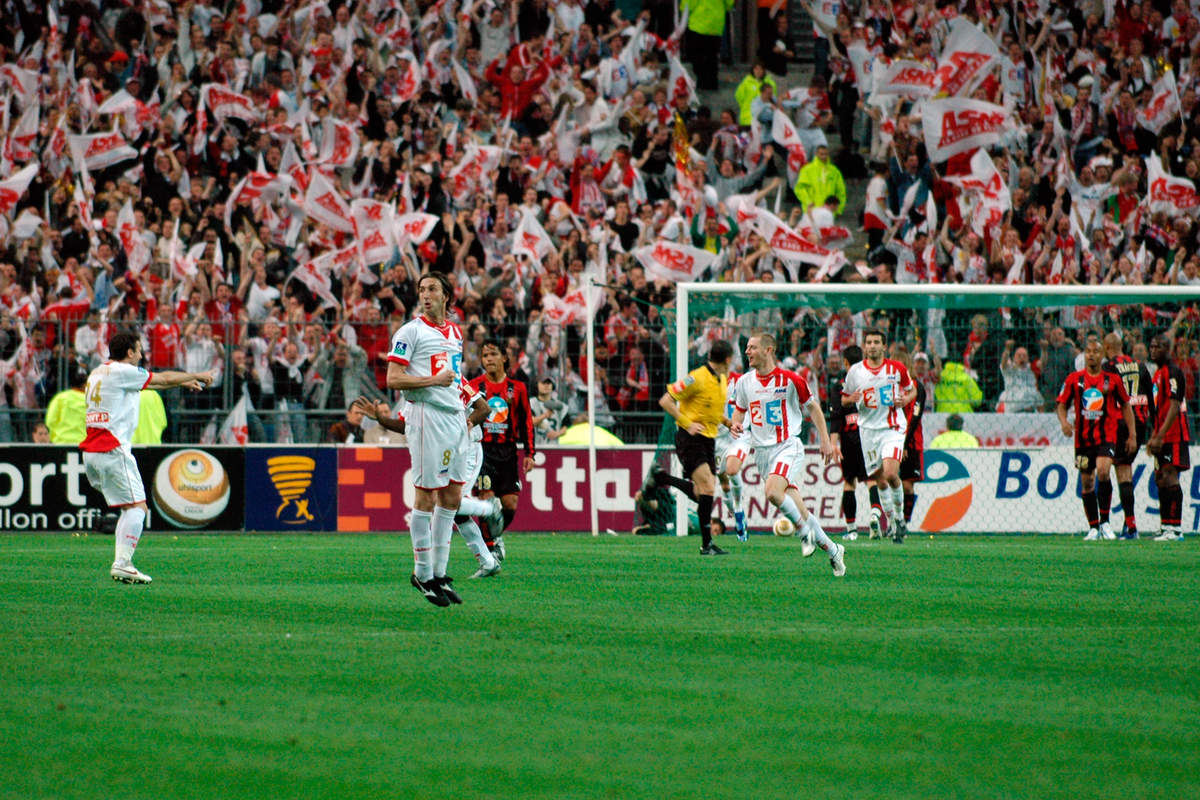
xmin=872 ymin=60 xmax=937 ymax=97
xmin=771 ymin=112 xmax=808 ymax=183
xmin=351 ymin=198 xmax=396 ymax=265
xmin=1139 ymin=71 xmax=1181 ymax=134
xmin=668 ymin=55 xmax=695 ymax=108
xmin=303 ymin=170 xmax=355 ymax=232
xmin=1146 ymin=153 xmax=1200 ymax=217
xmin=393 ymin=211 xmax=439 ymax=244
xmin=201 ymin=83 xmax=261 ymax=123
xmin=287 ymin=258 xmax=340 ymax=308
xmin=632 ymin=240 xmax=718 ymax=282
xmin=66 ymin=129 xmax=138 ymax=171
xmin=920 ymin=97 xmax=1013 ymax=162
xmin=747 ymin=206 xmax=846 ymax=269
xmin=318 ymin=118 xmax=360 ymax=168
xmin=116 ymin=201 xmax=152 ymax=275
xmin=513 ymin=210 xmax=555 ymax=263
xmin=7 ymin=103 xmax=38 ymax=162
xmin=0 ymin=163 xmax=39 ymax=217
xmin=219 ymin=394 xmax=250 ymax=445
xmin=933 ymin=18 xmax=1001 ymax=97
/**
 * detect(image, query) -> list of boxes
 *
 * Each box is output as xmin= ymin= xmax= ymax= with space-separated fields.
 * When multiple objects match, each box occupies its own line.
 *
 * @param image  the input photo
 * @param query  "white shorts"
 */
xmin=406 ymin=402 xmax=469 ymax=490
xmin=753 ymin=439 xmax=805 ymax=489
xmin=715 ymin=432 xmax=752 ymax=469
xmin=83 ymin=448 xmax=146 ymax=508
xmin=860 ymin=427 xmax=906 ymax=476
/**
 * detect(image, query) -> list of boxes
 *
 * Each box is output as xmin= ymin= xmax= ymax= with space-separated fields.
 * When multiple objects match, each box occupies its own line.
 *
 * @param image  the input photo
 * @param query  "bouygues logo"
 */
xmin=919 ymin=450 xmax=972 ymax=532
xmin=266 ymin=456 xmax=316 ymax=524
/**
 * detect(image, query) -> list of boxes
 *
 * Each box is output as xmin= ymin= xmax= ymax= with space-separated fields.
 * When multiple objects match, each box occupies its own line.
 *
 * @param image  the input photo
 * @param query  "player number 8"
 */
xmin=442 ymin=450 xmax=452 ymax=466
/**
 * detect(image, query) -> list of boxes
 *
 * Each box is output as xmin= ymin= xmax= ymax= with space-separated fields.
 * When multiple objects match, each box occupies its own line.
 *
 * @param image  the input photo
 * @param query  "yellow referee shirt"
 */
xmin=667 ymin=364 xmax=727 ymax=439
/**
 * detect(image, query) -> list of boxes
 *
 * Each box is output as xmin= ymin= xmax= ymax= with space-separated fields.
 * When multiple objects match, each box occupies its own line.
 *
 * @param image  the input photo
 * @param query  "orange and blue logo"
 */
xmin=487 ymin=396 xmax=510 ymax=423
xmin=1082 ymin=387 xmax=1104 ymax=412
xmin=919 ymin=450 xmax=972 ymax=532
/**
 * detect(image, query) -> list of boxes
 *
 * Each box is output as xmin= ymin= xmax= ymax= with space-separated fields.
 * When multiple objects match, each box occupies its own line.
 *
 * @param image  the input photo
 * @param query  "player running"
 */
xmin=386 ymin=273 xmax=475 ymax=606
xmin=1102 ymin=334 xmax=1155 ymax=538
xmin=1147 ymin=334 xmax=1192 ymax=541
xmin=469 ymin=341 xmax=536 ymax=562
xmin=729 ymin=333 xmax=844 ymax=576
xmin=81 ymin=332 xmax=213 ymax=584
xmin=1055 ymin=338 xmax=1137 ymax=541
xmin=653 ymin=339 xmax=734 ymax=555
xmin=841 ymin=329 xmax=916 ymax=543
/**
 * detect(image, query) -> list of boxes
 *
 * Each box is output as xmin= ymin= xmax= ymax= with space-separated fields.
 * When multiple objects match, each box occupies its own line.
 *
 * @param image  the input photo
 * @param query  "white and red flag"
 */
xmin=201 ymin=83 xmax=261 ymax=123
xmin=303 ymin=170 xmax=355 ymax=232
xmin=933 ymin=18 xmax=1001 ymax=97
xmin=513 ymin=210 xmax=555 ymax=263
xmin=632 ymin=240 xmax=718 ymax=282
xmin=351 ymin=198 xmax=396 ymax=265
xmin=668 ymin=54 xmax=695 ymax=108
xmin=393 ymin=211 xmax=439 ymax=245
xmin=1139 ymin=71 xmax=1181 ymax=134
xmin=116 ymin=201 xmax=152 ymax=275
xmin=287 ymin=257 xmax=340 ymax=308
xmin=0 ymin=163 xmax=39 ymax=217
xmin=770 ymin=112 xmax=808 ymax=183
xmin=318 ymin=118 xmax=360 ymax=168
xmin=748 ymin=206 xmax=846 ymax=269
xmin=872 ymin=60 xmax=937 ymax=97
xmin=66 ymin=129 xmax=138 ymax=171
xmin=1146 ymin=153 xmax=1200 ymax=217
xmin=218 ymin=393 xmax=251 ymax=445
xmin=920 ymin=98 xmax=1013 ymax=162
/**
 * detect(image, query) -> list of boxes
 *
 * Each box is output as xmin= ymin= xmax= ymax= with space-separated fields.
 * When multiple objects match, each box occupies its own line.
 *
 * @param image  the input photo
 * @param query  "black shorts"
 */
xmin=1114 ymin=422 xmax=1148 ymax=466
xmin=1074 ymin=443 xmax=1115 ymax=473
xmin=1154 ymin=441 xmax=1191 ymax=472
xmin=675 ymin=429 xmax=717 ymax=477
xmin=900 ymin=445 xmax=925 ymax=482
xmin=839 ymin=428 xmax=868 ymax=482
xmin=480 ymin=443 xmax=523 ymax=496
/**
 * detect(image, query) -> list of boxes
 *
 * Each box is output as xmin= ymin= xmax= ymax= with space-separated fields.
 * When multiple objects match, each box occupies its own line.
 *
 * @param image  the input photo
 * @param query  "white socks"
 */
xmin=456 ymin=520 xmax=499 ymax=569
xmin=803 ymin=515 xmax=836 ymax=554
xmin=411 ymin=509 xmax=433 ymax=581
xmin=114 ymin=507 xmax=146 ymax=565
xmin=779 ymin=495 xmax=805 ymax=525
xmin=888 ymin=486 xmax=904 ymax=521
xmin=457 ymin=496 xmax=494 ymax=518
xmin=725 ymin=474 xmax=743 ymax=512
xmin=431 ymin=506 xmax=456 ymax=578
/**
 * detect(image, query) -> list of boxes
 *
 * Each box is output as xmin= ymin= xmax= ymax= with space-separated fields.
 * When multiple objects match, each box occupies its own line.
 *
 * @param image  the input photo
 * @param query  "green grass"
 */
xmin=1 ymin=534 xmax=1198 ymax=800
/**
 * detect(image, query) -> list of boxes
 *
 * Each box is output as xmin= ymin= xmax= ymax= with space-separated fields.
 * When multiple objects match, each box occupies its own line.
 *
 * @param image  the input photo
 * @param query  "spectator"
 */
xmin=45 ymin=367 xmax=89 ymax=444
xmin=683 ymin=0 xmax=734 ymax=92
xmin=929 ymin=414 xmax=981 ymax=448
xmin=327 ymin=404 xmax=367 ymax=444
xmin=1039 ymin=327 xmax=1078 ymax=407
xmin=530 ymin=377 xmax=568 ymax=443
xmin=998 ymin=341 xmax=1044 ymax=413
xmin=934 ymin=362 xmax=983 ymax=413
xmin=31 ymin=423 xmax=50 ymax=443
xmin=793 ymin=146 xmax=846 ymax=214
xmin=734 ymin=62 xmax=777 ymax=126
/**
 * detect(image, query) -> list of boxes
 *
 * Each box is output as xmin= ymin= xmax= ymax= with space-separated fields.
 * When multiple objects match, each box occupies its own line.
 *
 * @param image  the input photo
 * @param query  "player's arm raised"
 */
xmin=386 ymin=360 xmax=455 ymax=390
xmin=353 ymin=396 xmax=405 ymax=434
xmin=147 ymin=370 xmax=215 ymax=391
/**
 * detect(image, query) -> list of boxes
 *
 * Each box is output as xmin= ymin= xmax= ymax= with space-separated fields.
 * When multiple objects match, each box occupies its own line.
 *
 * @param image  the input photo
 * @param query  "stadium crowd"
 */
xmin=1 ymin=0 xmax=1199 ymax=445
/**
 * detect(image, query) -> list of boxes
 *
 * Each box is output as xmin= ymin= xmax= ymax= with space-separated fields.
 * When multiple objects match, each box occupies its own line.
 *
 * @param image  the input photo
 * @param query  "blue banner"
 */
xmin=244 ymin=448 xmax=338 ymax=531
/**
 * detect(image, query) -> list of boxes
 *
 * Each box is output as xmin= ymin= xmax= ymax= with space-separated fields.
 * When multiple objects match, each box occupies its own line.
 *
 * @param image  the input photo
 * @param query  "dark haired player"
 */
xmin=469 ymin=340 xmax=536 ymax=561
xmin=1056 ymin=339 xmax=1137 ymax=541
xmin=652 ymin=339 xmax=735 ymax=555
xmin=829 ymin=345 xmax=883 ymax=540
xmin=1147 ymin=334 xmax=1191 ymax=541
xmin=82 ymin=332 xmax=213 ymax=583
xmin=1102 ymin=333 xmax=1154 ymax=538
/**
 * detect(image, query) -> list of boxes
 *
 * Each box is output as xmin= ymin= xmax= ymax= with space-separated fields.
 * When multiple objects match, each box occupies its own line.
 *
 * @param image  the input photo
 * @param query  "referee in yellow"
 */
xmin=651 ymin=340 xmax=735 ymax=555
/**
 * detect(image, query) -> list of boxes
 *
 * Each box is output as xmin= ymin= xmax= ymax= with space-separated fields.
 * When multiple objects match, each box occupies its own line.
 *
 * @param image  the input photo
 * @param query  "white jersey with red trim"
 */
xmin=81 ymin=361 xmax=153 ymax=452
xmin=843 ymin=358 xmax=913 ymax=433
xmin=387 ymin=314 xmax=464 ymax=412
xmin=733 ymin=367 xmax=815 ymax=447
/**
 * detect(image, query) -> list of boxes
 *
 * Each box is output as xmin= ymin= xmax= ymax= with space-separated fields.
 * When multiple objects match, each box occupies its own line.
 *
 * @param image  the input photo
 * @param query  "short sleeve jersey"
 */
xmin=1056 ymin=369 xmax=1130 ymax=447
xmin=387 ymin=315 xmax=465 ymax=412
xmin=733 ymin=367 xmax=814 ymax=447
xmin=842 ymin=358 xmax=913 ymax=433
xmin=1151 ymin=363 xmax=1191 ymax=444
xmin=80 ymin=361 xmax=153 ymax=452
xmin=667 ymin=364 xmax=727 ymax=439
xmin=1105 ymin=354 xmax=1154 ymax=427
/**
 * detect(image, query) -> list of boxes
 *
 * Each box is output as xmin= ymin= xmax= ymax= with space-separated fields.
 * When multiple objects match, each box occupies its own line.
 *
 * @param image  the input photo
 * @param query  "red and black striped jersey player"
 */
xmin=1101 ymin=333 xmax=1155 ymax=538
xmin=468 ymin=341 xmax=537 ymax=561
xmin=1147 ymin=334 xmax=1192 ymax=542
xmin=1055 ymin=338 xmax=1137 ymax=541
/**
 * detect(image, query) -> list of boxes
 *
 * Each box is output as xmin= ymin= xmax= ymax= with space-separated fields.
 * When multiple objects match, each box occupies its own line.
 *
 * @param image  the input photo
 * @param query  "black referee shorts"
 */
xmin=675 ymin=429 xmax=717 ymax=478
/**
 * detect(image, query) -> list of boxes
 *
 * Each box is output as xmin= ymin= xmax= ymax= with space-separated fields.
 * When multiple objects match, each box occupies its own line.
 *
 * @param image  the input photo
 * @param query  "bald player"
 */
xmin=1102 ymin=333 xmax=1154 ymax=538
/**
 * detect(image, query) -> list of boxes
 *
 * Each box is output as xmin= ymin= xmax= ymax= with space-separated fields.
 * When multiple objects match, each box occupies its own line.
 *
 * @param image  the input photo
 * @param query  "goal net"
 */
xmin=637 ymin=284 xmax=1200 ymax=537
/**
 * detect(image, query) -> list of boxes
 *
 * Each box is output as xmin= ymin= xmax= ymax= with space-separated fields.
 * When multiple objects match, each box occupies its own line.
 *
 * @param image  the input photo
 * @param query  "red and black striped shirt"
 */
xmin=1057 ymin=369 xmax=1130 ymax=447
xmin=1104 ymin=354 xmax=1154 ymax=427
xmin=1151 ymin=363 xmax=1191 ymax=444
xmin=468 ymin=374 xmax=536 ymax=456
xmin=904 ymin=381 xmax=926 ymax=451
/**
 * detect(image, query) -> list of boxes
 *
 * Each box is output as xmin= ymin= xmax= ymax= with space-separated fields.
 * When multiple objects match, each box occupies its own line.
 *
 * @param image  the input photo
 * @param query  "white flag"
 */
xmin=748 ymin=206 xmax=845 ymax=268
xmin=872 ymin=60 xmax=937 ymax=97
xmin=116 ymin=200 xmax=151 ymax=275
xmin=770 ymin=113 xmax=808 ymax=184
xmin=920 ymin=97 xmax=1013 ymax=162
xmin=513 ymin=210 xmax=555 ymax=263
xmin=303 ymin=170 xmax=355 ymax=232
xmin=318 ymin=118 xmax=360 ymax=168
xmin=632 ymin=240 xmax=718 ymax=282
xmin=219 ymin=393 xmax=250 ymax=445
xmin=933 ymin=18 xmax=1001 ymax=97
xmin=66 ymin=129 xmax=138 ymax=171
xmin=351 ymin=198 xmax=396 ymax=265
xmin=1139 ymin=71 xmax=1181 ymax=134
xmin=393 ymin=211 xmax=439 ymax=244
xmin=667 ymin=54 xmax=695 ymax=108
xmin=0 ymin=162 xmax=38 ymax=217
xmin=1146 ymin=152 xmax=1200 ymax=216
xmin=201 ymin=83 xmax=261 ymax=123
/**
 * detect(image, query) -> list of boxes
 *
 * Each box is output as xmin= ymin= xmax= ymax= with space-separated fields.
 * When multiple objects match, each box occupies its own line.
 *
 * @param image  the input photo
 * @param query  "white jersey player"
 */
xmin=730 ymin=333 xmax=845 ymax=577
xmin=81 ymin=332 xmax=213 ymax=584
xmin=386 ymin=273 xmax=474 ymax=606
xmin=841 ymin=328 xmax=916 ymax=542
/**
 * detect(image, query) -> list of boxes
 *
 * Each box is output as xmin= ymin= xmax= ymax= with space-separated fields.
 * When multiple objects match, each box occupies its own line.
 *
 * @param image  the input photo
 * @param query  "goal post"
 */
xmin=662 ymin=283 xmax=1200 ymax=537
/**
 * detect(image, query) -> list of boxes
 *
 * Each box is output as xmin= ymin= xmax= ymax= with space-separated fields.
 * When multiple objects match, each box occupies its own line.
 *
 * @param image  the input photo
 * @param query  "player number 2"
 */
xmin=442 ymin=450 xmax=452 ymax=466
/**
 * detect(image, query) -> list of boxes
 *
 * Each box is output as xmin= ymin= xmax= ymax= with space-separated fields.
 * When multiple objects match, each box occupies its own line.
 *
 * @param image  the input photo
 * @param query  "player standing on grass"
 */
xmin=387 ymin=273 xmax=474 ymax=606
xmin=470 ymin=341 xmax=536 ymax=562
xmin=841 ymin=329 xmax=916 ymax=544
xmin=714 ymin=368 xmax=750 ymax=540
xmin=1056 ymin=339 xmax=1137 ymax=541
xmin=81 ymin=332 xmax=213 ymax=584
xmin=829 ymin=345 xmax=883 ymax=540
xmin=652 ymin=340 xmax=734 ymax=555
xmin=1102 ymin=334 xmax=1155 ymax=538
xmin=899 ymin=356 xmax=928 ymax=532
xmin=729 ymin=334 xmax=845 ymax=576
xmin=1146 ymin=335 xmax=1191 ymax=541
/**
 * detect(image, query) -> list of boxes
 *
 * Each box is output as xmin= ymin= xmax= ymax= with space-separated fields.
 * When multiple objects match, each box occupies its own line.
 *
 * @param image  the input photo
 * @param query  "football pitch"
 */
xmin=1 ymin=534 xmax=1197 ymax=800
